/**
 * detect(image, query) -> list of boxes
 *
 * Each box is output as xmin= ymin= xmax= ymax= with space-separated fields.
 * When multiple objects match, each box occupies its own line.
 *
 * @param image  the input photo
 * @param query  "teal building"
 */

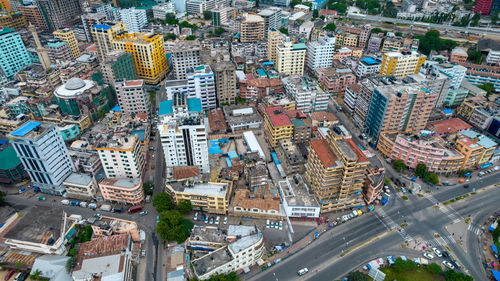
xmin=0 ymin=27 xmax=31 ymax=78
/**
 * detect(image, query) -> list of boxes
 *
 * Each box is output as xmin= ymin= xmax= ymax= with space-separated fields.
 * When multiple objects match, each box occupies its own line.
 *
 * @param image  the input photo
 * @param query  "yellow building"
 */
xmin=165 ymin=180 xmax=233 ymax=214
xmin=113 ymin=32 xmax=168 ymax=84
xmin=91 ymin=21 xmax=126 ymax=61
xmin=0 ymin=117 xmax=26 ymax=134
xmin=276 ymin=41 xmax=307 ymax=76
xmin=267 ymin=29 xmax=286 ymax=64
xmin=42 ymin=113 xmax=92 ymax=132
xmin=381 ymin=37 xmax=402 ymax=52
xmin=338 ymin=33 xmax=358 ymax=47
xmin=53 ymin=28 xmax=81 ymax=59
xmin=263 ymin=106 xmax=294 ymax=148
xmin=454 ymin=136 xmax=483 ymax=170
xmin=240 ymin=13 xmax=265 ymax=42
xmin=457 ymin=96 xmax=486 ymax=121
xmin=379 ymin=51 xmax=426 ymax=78
xmin=350 ymin=47 xmax=363 ymax=59
xmin=456 ymin=130 xmax=497 ymax=166
xmin=0 ymin=11 xmax=26 ymax=30
xmin=0 ymin=0 xmax=11 ymax=11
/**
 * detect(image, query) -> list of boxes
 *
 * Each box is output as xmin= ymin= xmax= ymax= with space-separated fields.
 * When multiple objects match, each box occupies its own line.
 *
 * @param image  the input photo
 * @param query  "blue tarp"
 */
xmin=271 ymin=152 xmax=281 ymax=165
xmin=227 ymin=151 xmax=238 ymax=159
xmin=131 ymin=130 xmax=145 ymax=141
xmin=0 ymin=140 xmax=7 ymax=145
xmin=492 ymin=270 xmax=500 ymax=281
xmin=411 ymin=177 xmax=417 ymax=182
xmin=442 ymin=108 xmax=453 ymax=115
xmin=492 ymin=244 xmax=499 ymax=254
xmin=111 ymin=105 xmax=121 ymax=112
xmin=226 ymin=157 xmax=232 ymax=167
xmin=11 ymin=121 xmax=41 ymax=137
xmin=480 ymin=162 xmax=493 ymax=169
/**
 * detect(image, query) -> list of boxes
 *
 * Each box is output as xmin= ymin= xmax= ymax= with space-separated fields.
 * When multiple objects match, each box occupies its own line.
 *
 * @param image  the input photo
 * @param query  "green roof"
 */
xmin=292 ymin=43 xmax=307 ymax=50
xmin=47 ymin=41 xmax=67 ymax=48
xmin=291 ymin=118 xmax=305 ymax=127
xmin=0 ymin=27 xmax=14 ymax=36
xmin=0 ymin=146 xmax=22 ymax=170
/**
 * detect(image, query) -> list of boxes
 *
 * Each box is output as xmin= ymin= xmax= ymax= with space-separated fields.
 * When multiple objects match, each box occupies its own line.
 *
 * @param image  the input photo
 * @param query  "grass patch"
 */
xmin=402 ymin=195 xmax=409 ymax=200
xmin=465 ymin=218 xmax=471 ymax=224
xmin=381 ymin=267 xmax=444 ymax=281
xmin=434 ymin=233 xmax=440 ymax=238
xmin=400 ymin=223 xmax=408 ymax=228
xmin=385 ymin=176 xmax=392 ymax=186
xmin=396 ymin=187 xmax=401 ymax=192
xmin=471 ymin=192 xmax=477 ymax=195
xmin=417 ymin=194 xmax=424 ymax=198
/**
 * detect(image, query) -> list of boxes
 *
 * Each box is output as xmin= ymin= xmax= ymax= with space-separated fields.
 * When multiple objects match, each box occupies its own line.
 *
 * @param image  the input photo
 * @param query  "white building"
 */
xmin=356 ymin=57 xmax=381 ymax=78
xmin=258 ymin=7 xmax=282 ymax=32
xmin=63 ymin=173 xmax=98 ymax=200
xmin=172 ymin=40 xmax=201 ymax=79
xmin=282 ymin=76 xmax=329 ymax=113
xmin=115 ymin=79 xmax=150 ymax=115
xmin=119 ymin=8 xmax=148 ymax=33
xmin=97 ymin=135 xmax=145 ymax=179
xmin=8 ymin=122 xmax=75 ymax=195
xmin=153 ymin=2 xmax=176 ymax=20
xmin=278 ymin=177 xmax=320 ymax=219
xmin=158 ymin=93 xmax=209 ymax=174
xmin=186 ymin=0 xmax=215 ymax=15
xmin=486 ymin=49 xmax=500 ymax=65
xmin=172 ymin=0 xmax=187 ymax=13
xmin=307 ymin=35 xmax=336 ymax=71
xmin=431 ymin=63 xmax=466 ymax=90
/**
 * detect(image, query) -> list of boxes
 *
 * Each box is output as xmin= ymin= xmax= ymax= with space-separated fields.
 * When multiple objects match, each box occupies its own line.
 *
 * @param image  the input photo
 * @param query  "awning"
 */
xmin=492 ymin=244 xmax=499 ymax=254
xmin=492 ymin=269 xmax=500 ymax=281
xmin=243 ymin=267 xmax=250 ymax=273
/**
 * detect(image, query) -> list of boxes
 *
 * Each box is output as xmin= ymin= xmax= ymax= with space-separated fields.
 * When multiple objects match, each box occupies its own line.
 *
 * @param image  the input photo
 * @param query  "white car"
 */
xmin=279 ymin=221 xmax=283 ymax=230
xmin=204 ymin=217 xmax=209 ymax=224
xmin=193 ymin=212 xmax=198 ymax=221
xmin=215 ymin=216 xmax=220 ymax=224
xmin=432 ymin=247 xmax=442 ymax=257
xmin=223 ymin=217 xmax=228 ymax=225
xmin=442 ymin=260 xmax=455 ymax=269
xmin=297 ymin=268 xmax=309 ymax=276
xmin=423 ymin=252 xmax=434 ymax=260
xmin=266 ymin=219 xmax=270 ymax=228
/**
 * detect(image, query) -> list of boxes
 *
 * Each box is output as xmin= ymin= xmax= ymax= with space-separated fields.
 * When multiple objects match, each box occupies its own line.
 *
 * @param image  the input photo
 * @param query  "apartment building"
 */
xmin=458 ymin=130 xmax=496 ymax=166
xmin=430 ymin=63 xmax=466 ymax=90
xmin=282 ymin=76 xmax=328 ymax=113
xmin=276 ymin=40 xmax=307 ymax=76
xmin=115 ymin=79 xmax=150 ymax=115
xmin=379 ymin=51 xmax=427 ymax=78
xmin=46 ymin=41 xmax=72 ymax=62
xmin=337 ymin=25 xmax=370 ymax=48
xmin=460 ymin=62 xmax=500 ymax=92
xmin=457 ymin=96 xmax=487 ymax=120
xmin=0 ymin=11 xmax=26 ymax=30
xmin=172 ymin=40 xmax=201 ymax=79
xmin=306 ymin=35 xmax=336 ymax=71
xmin=36 ymin=0 xmax=82 ymax=31
xmin=119 ymin=8 xmax=147 ymax=33
xmin=239 ymin=77 xmax=283 ymax=102
xmin=240 ymin=13 xmax=265 ymax=42
xmin=152 ymin=2 xmax=176 ymax=20
xmin=201 ymin=49 xmax=237 ymax=106
xmin=276 ymin=138 xmax=306 ymax=175
xmin=367 ymin=34 xmax=383 ymax=52
xmin=81 ymin=13 xmax=106 ymax=42
xmin=185 ymin=0 xmax=215 ymax=15
xmin=8 ymin=122 xmax=75 ymax=195
xmin=166 ymin=180 xmax=232 ymax=214
xmin=316 ymin=66 xmax=356 ymax=95
xmin=258 ymin=7 xmax=282 ymax=32
xmin=96 ymin=135 xmax=145 ymax=179
xmin=337 ymin=33 xmax=358 ymax=47
xmin=363 ymin=168 xmax=385 ymax=204
xmin=263 ymin=106 xmax=294 ymax=147
xmin=113 ymin=32 xmax=168 ymax=84
xmin=90 ymin=21 xmax=126 ymax=61
xmin=63 ymin=173 xmax=98 ymax=200
xmin=0 ymin=27 xmax=31 ymax=78
xmin=267 ymin=29 xmax=286 ymax=64
xmin=101 ymin=50 xmax=138 ymax=87
xmin=18 ymin=5 xmax=48 ymax=31
xmin=99 ymin=177 xmax=144 ymax=204
xmin=53 ymin=28 xmax=80 ymax=59
xmin=181 ymin=65 xmax=217 ymax=110
xmin=449 ymin=48 xmax=468 ymax=63
xmin=233 ymin=187 xmax=282 ymax=218
xmin=356 ymin=57 xmax=381 ymax=78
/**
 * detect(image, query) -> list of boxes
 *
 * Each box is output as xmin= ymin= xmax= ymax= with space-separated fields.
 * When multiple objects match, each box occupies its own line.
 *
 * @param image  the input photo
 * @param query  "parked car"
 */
xmin=209 ymin=217 xmax=214 ymax=224
xmin=193 ymin=212 xmax=198 ymax=221
xmin=141 ymin=250 xmax=146 ymax=257
xmin=266 ymin=219 xmax=270 ymax=228
xmin=201 ymin=214 xmax=206 ymax=222
xmin=94 ymin=213 xmax=102 ymax=218
xmin=4 ymin=270 xmax=14 ymax=280
xmin=13 ymin=273 xmax=22 ymax=281
xmin=279 ymin=221 xmax=283 ymax=230
xmin=423 ymin=252 xmax=434 ymax=260
xmin=441 ymin=251 xmax=450 ymax=258
xmin=297 ymin=268 xmax=309 ymax=276
xmin=432 ymin=247 xmax=443 ymax=257
xmin=139 ymin=211 xmax=148 ymax=216
xmin=215 ymin=216 xmax=220 ymax=224
xmin=442 ymin=260 xmax=455 ymax=269
xmin=205 ymin=216 xmax=209 ymax=224
xmin=450 ymin=259 xmax=461 ymax=269
xmin=223 ymin=217 xmax=228 ymax=225
xmin=275 ymin=221 xmax=279 ymax=229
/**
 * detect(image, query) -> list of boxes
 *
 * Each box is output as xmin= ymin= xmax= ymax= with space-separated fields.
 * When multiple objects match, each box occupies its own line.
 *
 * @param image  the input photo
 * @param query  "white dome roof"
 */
xmin=65 ymin=78 xmax=86 ymax=90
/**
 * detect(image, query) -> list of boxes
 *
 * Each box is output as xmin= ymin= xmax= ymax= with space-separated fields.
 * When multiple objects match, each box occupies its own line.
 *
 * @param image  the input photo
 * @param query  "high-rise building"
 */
xmin=276 ymin=40 xmax=307 ymax=76
xmin=305 ymin=130 xmax=371 ymax=212
xmin=365 ymin=83 xmax=437 ymax=139
xmin=474 ymin=0 xmax=493 ymax=14
xmin=97 ymin=135 xmax=145 ymax=179
xmin=152 ymin=3 xmax=176 ymax=20
xmin=306 ymin=35 xmax=336 ymax=71
xmin=112 ymin=32 xmax=168 ymax=84
xmin=172 ymin=0 xmax=187 ymax=13
xmin=46 ymin=41 xmax=72 ymax=62
xmin=53 ymin=28 xmax=81 ymax=59
xmin=185 ymin=0 xmax=215 ymax=14
xmin=263 ymin=106 xmax=294 ymax=147
xmin=282 ymin=76 xmax=329 ymax=113
xmin=0 ymin=11 xmax=27 ymax=30
xmin=379 ymin=51 xmax=426 ymax=78
xmin=201 ymin=49 xmax=237 ymax=106
xmin=8 ymin=122 xmax=76 ymax=195
xmin=101 ymin=50 xmax=138 ymax=87
xmin=36 ymin=0 xmax=82 ymax=31
xmin=115 ymin=79 xmax=150 ymax=115
xmin=158 ymin=93 xmax=209 ymax=174
xmin=18 ymin=5 xmax=48 ymax=31
xmin=81 ymin=13 xmax=107 ymax=42
xmin=0 ymin=27 xmax=31 ymax=78
xmin=258 ymin=7 xmax=282 ymax=32
xmin=267 ymin=29 xmax=286 ymax=64
xmin=119 ymin=7 xmax=147 ymax=33
xmin=240 ymin=13 xmax=265 ymax=42
xmin=172 ymin=40 xmax=201 ymax=79
xmin=430 ymin=63 xmax=466 ymax=90
xmin=165 ymin=65 xmax=216 ymax=110
xmin=90 ymin=21 xmax=126 ymax=61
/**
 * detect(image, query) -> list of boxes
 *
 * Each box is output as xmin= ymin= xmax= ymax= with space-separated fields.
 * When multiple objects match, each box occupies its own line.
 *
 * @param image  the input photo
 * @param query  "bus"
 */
xmin=128 ymin=205 xmax=143 ymax=213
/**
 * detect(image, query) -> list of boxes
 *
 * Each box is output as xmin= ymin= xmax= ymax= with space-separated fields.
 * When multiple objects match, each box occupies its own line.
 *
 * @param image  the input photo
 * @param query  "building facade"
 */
xmin=379 ymin=51 xmax=426 ymax=78
xmin=90 ymin=21 xmax=126 ymax=61
xmin=240 ymin=13 xmax=265 ymax=42
xmin=119 ymin=8 xmax=147 ymax=33
xmin=263 ymin=106 xmax=294 ymax=147
xmin=99 ymin=178 xmax=144 ymax=204
xmin=53 ymin=28 xmax=80 ymax=59
xmin=115 ymin=79 xmax=150 ymax=115
xmin=62 ymin=173 xmax=98 ymax=200
xmin=101 ymin=50 xmax=138 ymax=87
xmin=172 ymin=40 xmax=201 ymax=79
xmin=306 ymin=35 xmax=336 ymax=71
xmin=97 ymin=135 xmax=145 ymax=179
xmin=0 ymin=27 xmax=31 ymax=78
xmin=276 ymin=41 xmax=307 ymax=76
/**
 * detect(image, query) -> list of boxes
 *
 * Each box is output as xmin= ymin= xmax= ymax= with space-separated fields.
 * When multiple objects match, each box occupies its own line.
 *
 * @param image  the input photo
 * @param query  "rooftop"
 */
xmin=207 ymin=109 xmax=228 ymax=132
xmin=310 ymin=139 xmax=337 ymax=168
xmin=189 ymin=225 xmax=225 ymax=245
xmin=278 ymin=177 xmax=320 ymax=208
xmin=427 ymin=118 xmax=472 ymax=135
xmin=233 ymin=189 xmax=280 ymax=212
xmin=9 ymin=121 xmax=49 ymax=139
xmin=100 ymin=178 xmax=140 ymax=189
xmin=361 ymin=57 xmax=380 ymax=65
xmin=63 ymin=173 xmax=93 ymax=186
xmin=460 ymin=130 xmax=497 ymax=149
xmin=265 ymin=106 xmax=292 ymax=127
xmin=229 ymin=234 xmax=261 ymax=254
xmin=172 ymin=40 xmax=201 ymax=53
xmin=4 ymin=206 xmax=64 ymax=244
xmin=311 ymin=111 xmax=338 ymax=123
xmin=0 ymin=146 xmax=22 ymax=170
xmin=96 ymin=135 xmax=138 ymax=150
xmin=169 ymin=181 xmax=229 ymax=197
xmin=54 ymin=78 xmax=96 ymax=98
xmin=173 ymin=166 xmax=199 ymax=180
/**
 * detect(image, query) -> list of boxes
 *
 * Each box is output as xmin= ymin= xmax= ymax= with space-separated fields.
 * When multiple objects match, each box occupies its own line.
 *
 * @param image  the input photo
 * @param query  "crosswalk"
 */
xmin=422 ymin=234 xmax=455 ymax=248
xmin=467 ymin=224 xmax=482 ymax=235
xmin=425 ymin=194 xmax=462 ymax=223
xmin=375 ymin=208 xmax=398 ymax=230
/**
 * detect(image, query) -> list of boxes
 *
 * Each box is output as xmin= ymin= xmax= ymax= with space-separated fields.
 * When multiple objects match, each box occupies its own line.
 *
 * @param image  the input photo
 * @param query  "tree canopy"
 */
xmin=417 ymin=30 xmax=458 ymax=55
xmin=478 ymin=83 xmax=495 ymax=97
xmin=156 ymin=210 xmax=193 ymax=243
xmin=356 ymin=0 xmax=380 ymax=14
xmin=279 ymin=27 xmax=289 ymax=35
xmin=324 ymin=22 xmax=336 ymax=32
xmin=424 ymin=173 xmax=439 ymax=185
xmin=164 ymin=13 xmax=178 ymax=25
xmin=382 ymin=1 xmax=398 ymax=18
xmin=203 ymin=10 xmax=212 ymax=20
xmin=415 ymin=163 xmax=427 ymax=178
xmin=392 ymin=159 xmax=407 ymax=172
xmin=143 ymin=181 xmax=154 ymax=196
xmin=347 ymin=271 xmax=369 ymax=281
xmin=177 ymin=200 xmax=193 ymax=214
xmin=185 ymin=35 xmax=196 ymax=40
xmin=152 ymin=192 xmax=175 ymax=212
xmin=444 ymin=270 xmax=473 ymax=281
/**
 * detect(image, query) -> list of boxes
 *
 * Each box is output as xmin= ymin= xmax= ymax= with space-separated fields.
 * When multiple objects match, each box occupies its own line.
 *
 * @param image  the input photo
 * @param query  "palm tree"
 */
xmin=30 ymin=269 xmax=42 ymax=280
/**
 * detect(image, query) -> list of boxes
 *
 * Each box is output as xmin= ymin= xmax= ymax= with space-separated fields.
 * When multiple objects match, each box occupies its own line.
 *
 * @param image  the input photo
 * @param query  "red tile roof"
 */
xmin=346 ymin=139 xmax=369 ymax=163
xmin=427 ymin=118 xmax=472 ymax=135
xmin=286 ymin=109 xmax=307 ymax=119
xmin=265 ymin=106 xmax=292 ymax=127
xmin=173 ymin=166 xmax=199 ymax=180
xmin=310 ymin=139 xmax=337 ymax=168
xmin=124 ymin=80 xmax=143 ymax=87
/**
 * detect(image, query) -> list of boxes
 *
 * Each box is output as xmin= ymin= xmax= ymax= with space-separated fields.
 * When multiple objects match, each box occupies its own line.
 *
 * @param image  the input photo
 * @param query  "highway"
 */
xmin=346 ymin=13 xmax=500 ymax=37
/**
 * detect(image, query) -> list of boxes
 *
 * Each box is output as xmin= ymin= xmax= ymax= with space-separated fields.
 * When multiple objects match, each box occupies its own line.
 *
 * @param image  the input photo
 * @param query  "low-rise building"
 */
xmin=239 ymin=77 xmax=283 ymax=102
xmin=363 ymin=168 xmax=385 ymax=204
xmin=63 ymin=173 xmax=98 ymax=200
xmin=286 ymin=109 xmax=312 ymax=144
xmin=0 ymin=145 xmax=28 ymax=185
xmin=316 ymin=65 xmax=356 ymax=95
xmin=166 ymin=180 xmax=233 ymax=214
xmin=275 ymin=139 xmax=306 ymax=175
xmin=99 ymin=177 xmax=144 ymax=205
xmin=277 ymin=176 xmax=320 ymax=220
xmin=356 ymin=57 xmax=381 ymax=78
xmin=232 ymin=186 xmax=282 ymax=218
xmin=283 ymin=76 xmax=328 ymax=113
xmin=310 ymin=111 xmax=338 ymax=127
xmin=245 ymin=163 xmax=268 ymax=189
xmin=91 ymin=216 xmax=141 ymax=241
xmin=449 ymin=48 xmax=468 ymax=63
xmin=223 ymin=105 xmax=262 ymax=132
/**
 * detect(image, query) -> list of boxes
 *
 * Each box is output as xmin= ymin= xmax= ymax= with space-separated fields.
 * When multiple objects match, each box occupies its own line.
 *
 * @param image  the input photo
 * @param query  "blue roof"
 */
xmin=226 ymin=157 xmax=232 ymax=168
xmin=461 ymin=130 xmax=497 ymax=148
xmin=493 ymin=269 xmax=500 ymax=281
xmin=131 ymin=130 xmax=145 ymax=142
xmin=93 ymin=24 xmax=111 ymax=30
xmin=112 ymin=105 xmax=121 ymax=112
xmin=0 ymin=140 xmax=7 ymax=145
xmin=263 ymin=61 xmax=274 ymax=66
xmin=227 ymin=151 xmax=238 ymax=159
xmin=361 ymin=57 xmax=379 ymax=65
xmin=292 ymin=43 xmax=307 ymax=50
xmin=257 ymin=69 xmax=266 ymax=77
xmin=492 ymin=244 xmax=498 ymax=254
xmin=159 ymin=100 xmax=173 ymax=115
xmin=11 ymin=121 xmax=42 ymax=137
xmin=442 ymin=108 xmax=453 ymax=114
xmin=187 ymin=98 xmax=202 ymax=112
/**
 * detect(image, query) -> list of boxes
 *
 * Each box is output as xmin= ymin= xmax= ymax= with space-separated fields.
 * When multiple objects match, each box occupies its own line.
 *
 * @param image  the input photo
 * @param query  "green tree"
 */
xmin=320 ymin=15 xmax=326 ymax=20
xmin=214 ymin=27 xmax=225 ymax=36
xmin=30 ymin=270 xmax=43 ymax=280
xmin=312 ymin=9 xmax=319 ymax=19
xmin=203 ymin=10 xmax=212 ymax=20
xmin=279 ymin=27 xmax=289 ymax=35
xmin=66 ymin=256 xmax=76 ymax=272
xmin=156 ymin=210 xmax=193 ymax=243
xmin=152 ymin=192 xmax=175 ymax=212
xmin=492 ymin=12 xmax=498 ymax=24
xmin=478 ymin=83 xmax=495 ymax=97
xmin=392 ymin=258 xmax=418 ymax=272
xmin=177 ymin=199 xmax=193 ymax=214
xmin=346 ymin=271 xmax=369 ymax=281
xmin=206 ymin=272 xmax=240 ymax=281
xmin=426 ymin=263 xmax=443 ymax=275
xmin=255 ymin=0 xmax=260 ymax=7
xmin=165 ymin=13 xmax=179 ymax=25
xmin=471 ymin=13 xmax=480 ymax=26
xmin=444 ymin=270 xmax=473 ymax=281
xmin=143 ymin=181 xmax=154 ymax=196
xmin=424 ymin=173 xmax=439 ymax=185
xmin=185 ymin=35 xmax=196 ymax=40
xmin=392 ymin=159 xmax=407 ymax=172
xmin=324 ymin=22 xmax=336 ymax=32
xmin=382 ymin=1 xmax=397 ymax=18
xmin=415 ymin=163 xmax=427 ymax=178
xmin=290 ymin=0 xmax=301 ymax=7
xmin=0 ymin=190 xmax=5 ymax=203
xmin=164 ymin=33 xmax=176 ymax=40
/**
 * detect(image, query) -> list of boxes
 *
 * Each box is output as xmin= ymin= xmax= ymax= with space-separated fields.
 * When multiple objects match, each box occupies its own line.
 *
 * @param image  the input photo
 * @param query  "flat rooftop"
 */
xmin=278 ymin=177 xmax=319 ymax=208
xmin=9 ymin=121 xmax=49 ymax=139
xmin=96 ymin=135 xmax=137 ymax=150
xmin=227 ymin=225 xmax=257 ymax=238
xmin=4 ymin=206 xmax=64 ymax=244
xmin=100 ymin=178 xmax=140 ymax=189
xmin=229 ymin=234 xmax=261 ymax=254
xmin=376 ymin=83 xmax=429 ymax=99
xmin=193 ymin=247 xmax=232 ymax=277
xmin=189 ymin=225 xmax=225 ymax=244
xmin=63 ymin=173 xmax=93 ymax=186
xmin=169 ymin=181 xmax=228 ymax=197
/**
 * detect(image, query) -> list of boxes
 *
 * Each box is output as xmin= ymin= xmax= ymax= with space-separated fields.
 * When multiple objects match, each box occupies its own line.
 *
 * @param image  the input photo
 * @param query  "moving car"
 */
xmin=442 ymin=260 xmax=455 ymax=269
xmin=193 ymin=212 xmax=198 ymax=221
xmin=141 ymin=250 xmax=146 ymax=257
xmin=297 ymin=268 xmax=309 ymax=276
xmin=432 ymin=247 xmax=442 ymax=257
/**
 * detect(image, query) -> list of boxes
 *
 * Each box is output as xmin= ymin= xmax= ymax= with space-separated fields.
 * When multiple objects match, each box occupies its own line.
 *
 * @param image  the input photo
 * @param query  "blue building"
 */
xmin=0 ymin=27 xmax=31 ymax=79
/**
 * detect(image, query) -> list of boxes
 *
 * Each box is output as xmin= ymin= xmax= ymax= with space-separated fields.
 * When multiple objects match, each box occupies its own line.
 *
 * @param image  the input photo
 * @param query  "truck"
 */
xmin=128 ymin=205 xmax=142 ymax=213
xmin=79 ymin=202 xmax=87 ymax=208
xmin=88 ymin=203 xmax=97 ymax=210
xmin=61 ymin=199 xmax=70 ymax=205
xmin=100 ymin=204 xmax=112 ymax=212
xmin=70 ymin=200 xmax=78 ymax=206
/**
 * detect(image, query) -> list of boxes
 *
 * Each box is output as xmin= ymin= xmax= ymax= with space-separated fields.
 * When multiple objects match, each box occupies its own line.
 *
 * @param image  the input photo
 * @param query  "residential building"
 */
xmin=442 ymin=88 xmax=470 ymax=107
xmin=101 ymin=50 xmax=138 ymax=87
xmin=0 ymin=27 xmax=31 ymax=78
xmin=172 ymin=40 xmax=201 ymax=79
xmin=99 ymin=177 xmax=144 ymax=204
xmin=166 ymin=180 xmax=232 ymax=214
xmin=0 ymin=145 xmax=28 ymax=185
xmin=283 ymin=76 xmax=328 ymax=113
xmin=305 ymin=130 xmax=371 ymax=212
xmin=458 ymin=130 xmax=496 ymax=165
xmin=96 ymin=135 xmax=145 ymax=179
xmin=185 ymin=0 xmax=215 ymax=15
xmin=316 ymin=65 xmax=356 ymax=95
xmin=267 ymin=29 xmax=286 ymax=64
xmin=232 ymin=185 xmax=282 ymax=218
xmin=276 ymin=138 xmax=306 ymax=175
xmin=46 ymin=41 xmax=72 ymax=62
xmin=379 ymin=51 xmax=427 ymax=78
xmin=469 ymin=105 xmax=499 ymax=130
xmin=0 ymin=0 xmax=11 ymax=11
xmin=53 ymin=28 xmax=80 ymax=59
xmin=337 ymin=25 xmax=370 ymax=48
xmin=91 ymin=21 xmax=126 ymax=61
xmin=8 ymin=122 xmax=75 ymax=195
xmin=427 ymin=118 xmax=472 ymax=137
xmin=30 ymin=256 xmax=72 ymax=281
xmin=276 ymin=40 xmax=307 ymax=76
xmin=112 ymin=32 xmax=168 ymax=84
xmin=202 ymin=49 xmax=237 ymax=106
xmin=239 ymin=77 xmax=283 ymax=102
xmin=29 ymin=24 xmax=51 ymax=70
xmin=459 ymin=62 xmax=500 ymax=92
xmin=306 ymin=35 xmax=336 ymax=71
xmin=223 ymin=105 xmax=262 ymax=132
xmin=367 ymin=34 xmax=383 ymax=52
xmin=115 ymin=79 xmax=150 ymax=115
xmin=173 ymin=0 xmax=187 ymax=13
xmin=263 ymin=106 xmax=294 ymax=147
xmin=35 ymin=0 xmax=82 ymax=31
xmin=337 ymin=33 xmax=358 ymax=47
xmin=240 ymin=13 xmax=265 ymax=42
xmin=449 ymin=48 xmax=468 ymax=63
xmin=81 ymin=13 xmax=106 ymax=42
xmin=62 ymin=173 xmax=97 ymax=200
xmin=0 ymin=11 xmax=27 ymax=30
xmin=91 ymin=216 xmax=140 ymax=241
xmin=18 ymin=5 xmax=48 ymax=31
xmin=258 ymin=7 xmax=282 ymax=32
xmin=277 ymin=177 xmax=321 ymax=220
xmin=365 ymin=83 xmax=438 ymax=140
xmin=474 ymin=0 xmax=493 ymax=14
xmin=363 ymin=168 xmax=385 ymax=204
xmin=457 ymin=96 xmax=487 ymax=120
xmin=356 ymin=57 xmax=381 ymax=78
xmin=431 ymin=63 xmax=466 ymax=90
xmin=311 ymin=111 xmax=338 ymax=127
xmin=153 ymin=2 xmax=176 ymax=20
xmin=120 ymin=7 xmax=147 ymax=33
xmin=286 ymin=109 xmax=312 ymax=144
xmin=184 ymin=65 xmax=216 ymax=110
xmin=487 ymin=49 xmax=500 ymax=64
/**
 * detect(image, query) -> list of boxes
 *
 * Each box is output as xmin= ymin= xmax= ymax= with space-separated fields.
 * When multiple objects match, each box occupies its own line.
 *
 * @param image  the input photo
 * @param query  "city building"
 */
xmin=276 ymin=40 xmax=307 ymax=76
xmin=169 ymin=65 xmax=218 ymax=110
xmin=363 ymin=168 xmax=385 ymax=204
xmin=112 ymin=32 xmax=168 ymax=84
xmin=62 ymin=173 xmax=98 ymax=200
xmin=431 ymin=63 xmax=466 ymax=90
xmin=30 ymin=256 xmax=72 ymax=281
xmin=379 ymin=51 xmax=426 ymax=78
xmin=306 ymin=35 xmax=336 ymax=71
xmin=18 ymin=5 xmax=48 ymax=31
xmin=90 ymin=21 xmax=126 ymax=61
xmin=172 ymin=40 xmax=201 ymax=79
xmin=311 ymin=111 xmax=338 ymax=127
xmin=91 ymin=216 xmax=140 ymax=241
xmin=486 ymin=49 xmax=500 ymax=64
xmin=258 ymin=7 xmax=282 ymax=32
xmin=53 ymin=28 xmax=80 ymax=59
xmin=356 ymin=57 xmax=381 ymax=78
xmin=283 ymin=76 xmax=328 ymax=113
xmin=0 ymin=27 xmax=31 ymax=78
xmin=276 ymin=138 xmax=306 ymax=175
xmin=365 ymin=83 xmax=438 ymax=140
xmin=101 ymin=50 xmax=138 ymax=87
xmin=239 ymin=77 xmax=283 ymax=102
xmin=0 ymin=11 xmax=27 ymax=30
xmin=449 ymin=48 xmax=468 ymax=63
xmin=81 ymin=13 xmax=107 ymax=42
xmin=201 ymin=50 xmax=237 ymax=106
xmin=316 ymin=64 xmax=356 ymax=95
xmin=457 ymin=130 xmax=496 ymax=166
xmin=442 ymin=88 xmax=470 ymax=108
xmin=460 ymin=62 xmax=500 ymax=92
xmin=305 ymin=130 xmax=371 ymax=212
xmin=267 ymin=29 xmax=286 ymax=64
xmin=457 ymin=96 xmax=487 ymax=120
xmin=115 ymin=79 xmax=150 ymax=115
xmin=166 ymin=180 xmax=232 ymax=214
xmin=232 ymin=186 xmax=282 ymax=218
xmin=46 ymin=41 xmax=72 ymax=62
xmin=97 ymin=135 xmax=145 ymax=179
xmin=8 ymin=122 xmax=75 ymax=195
xmin=119 ymin=7 xmax=147 ymax=33
xmin=286 ymin=109 xmax=312 ymax=144
xmin=0 ymin=145 xmax=28 ymax=185
xmin=29 ymin=24 xmax=51 ymax=70
xmin=427 ymin=118 xmax=472 ymax=137
xmin=278 ymin=177 xmax=321 ymax=220
xmin=35 ymin=0 xmax=82 ymax=31
xmin=240 ymin=13 xmax=265 ymax=42
xmin=474 ymin=0 xmax=493 ymax=14
xmin=99 ymin=177 xmax=144 ymax=204
xmin=223 ymin=105 xmax=262 ymax=132
xmin=263 ymin=106 xmax=294 ymax=147
xmin=153 ymin=3 xmax=176 ymax=20
xmin=366 ymin=34 xmax=383 ymax=52
xmin=185 ymin=0 xmax=215 ymax=15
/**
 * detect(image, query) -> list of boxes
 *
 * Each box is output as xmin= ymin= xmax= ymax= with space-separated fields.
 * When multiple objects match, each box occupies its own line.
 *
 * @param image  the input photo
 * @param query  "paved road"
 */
xmin=346 ymin=13 xmax=500 ymax=36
